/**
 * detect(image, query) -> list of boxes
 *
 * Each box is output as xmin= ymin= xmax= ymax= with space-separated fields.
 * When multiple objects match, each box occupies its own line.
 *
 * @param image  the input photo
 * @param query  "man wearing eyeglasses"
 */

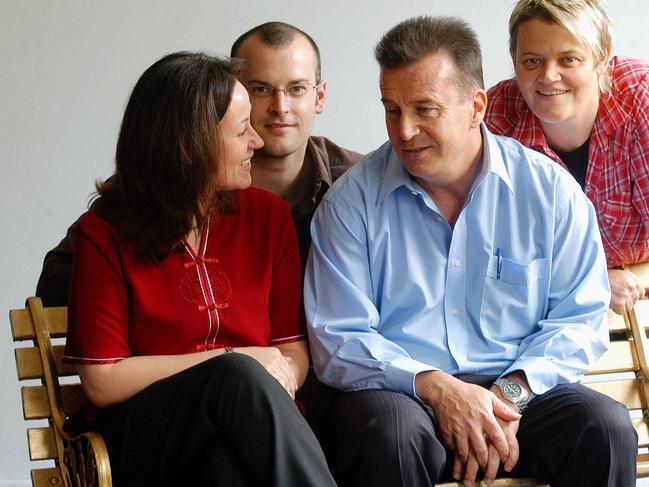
xmin=231 ymin=22 xmax=361 ymax=265
xmin=36 ymin=21 xmax=361 ymax=306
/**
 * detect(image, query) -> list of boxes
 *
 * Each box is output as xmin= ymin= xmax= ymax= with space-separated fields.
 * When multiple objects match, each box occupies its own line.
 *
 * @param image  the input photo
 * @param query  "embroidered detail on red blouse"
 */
xmin=182 ymin=220 xmax=232 ymax=350
xmin=180 ymin=266 xmax=231 ymax=308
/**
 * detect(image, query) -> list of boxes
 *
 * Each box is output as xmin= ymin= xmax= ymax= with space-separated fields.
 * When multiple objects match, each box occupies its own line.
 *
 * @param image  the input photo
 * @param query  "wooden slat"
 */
xmin=584 ymin=378 xmax=645 ymax=409
xmin=22 ymin=384 xmax=85 ymax=419
xmin=586 ymin=340 xmax=636 ymax=374
xmin=634 ymin=300 xmax=649 ymax=329
xmin=44 ymin=307 xmax=68 ymax=337
xmin=10 ymin=309 xmax=35 ymax=341
xmin=634 ymin=418 xmax=649 ymax=448
xmin=15 ymin=345 xmax=76 ymax=380
xmin=27 ymin=427 xmax=56 ymax=461
xmin=607 ymin=308 xmax=628 ymax=333
xmin=22 ymin=385 xmax=49 ymax=419
xmin=638 ymin=452 xmax=649 ymax=477
xmin=31 ymin=467 xmax=63 ymax=487
xmin=438 ymin=478 xmax=546 ymax=486
xmin=9 ymin=305 xmax=67 ymax=341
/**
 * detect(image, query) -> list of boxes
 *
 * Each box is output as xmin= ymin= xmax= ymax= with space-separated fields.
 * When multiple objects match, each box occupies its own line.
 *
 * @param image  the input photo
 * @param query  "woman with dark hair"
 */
xmin=62 ymin=52 xmax=336 ymax=486
xmin=486 ymin=0 xmax=649 ymax=315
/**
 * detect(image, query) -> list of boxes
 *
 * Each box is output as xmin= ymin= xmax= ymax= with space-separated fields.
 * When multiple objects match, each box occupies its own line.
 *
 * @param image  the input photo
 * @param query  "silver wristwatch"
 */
xmin=494 ymin=378 xmax=529 ymax=413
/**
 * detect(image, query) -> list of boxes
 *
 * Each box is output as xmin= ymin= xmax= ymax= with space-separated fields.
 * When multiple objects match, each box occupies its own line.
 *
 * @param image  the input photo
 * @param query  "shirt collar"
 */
xmin=305 ymin=136 xmax=335 ymax=189
xmin=482 ymin=124 xmax=514 ymax=195
xmin=596 ymin=68 xmax=631 ymax=137
xmin=511 ymin=102 xmax=548 ymax=151
xmin=377 ymin=143 xmax=417 ymax=204
xmin=377 ymin=124 xmax=513 ymax=205
xmin=292 ymin=137 xmax=333 ymax=221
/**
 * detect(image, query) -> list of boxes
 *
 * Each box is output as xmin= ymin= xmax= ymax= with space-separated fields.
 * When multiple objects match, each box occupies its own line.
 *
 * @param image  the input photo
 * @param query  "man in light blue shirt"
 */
xmin=305 ymin=15 xmax=636 ymax=487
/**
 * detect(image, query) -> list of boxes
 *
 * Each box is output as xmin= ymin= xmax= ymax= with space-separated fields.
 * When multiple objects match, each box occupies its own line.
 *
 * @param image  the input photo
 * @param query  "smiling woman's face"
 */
xmin=514 ymin=18 xmax=602 ymax=132
xmin=215 ymin=81 xmax=264 ymax=190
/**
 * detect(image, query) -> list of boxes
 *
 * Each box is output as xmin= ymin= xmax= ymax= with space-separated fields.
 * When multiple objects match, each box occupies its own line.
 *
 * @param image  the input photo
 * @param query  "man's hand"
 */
xmin=460 ymin=416 xmax=520 ymax=486
xmin=415 ymin=371 xmax=520 ymax=470
xmin=459 ymin=385 xmax=522 ymax=485
xmin=609 ymin=268 xmax=645 ymax=315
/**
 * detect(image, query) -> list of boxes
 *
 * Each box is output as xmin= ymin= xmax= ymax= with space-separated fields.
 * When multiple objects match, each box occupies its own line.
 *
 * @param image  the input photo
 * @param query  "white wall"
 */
xmin=2 ymin=0 xmax=649 ymax=483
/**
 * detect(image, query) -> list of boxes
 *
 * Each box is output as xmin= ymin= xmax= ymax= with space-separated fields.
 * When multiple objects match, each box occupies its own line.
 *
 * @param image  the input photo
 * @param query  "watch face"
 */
xmin=502 ymin=382 xmax=522 ymax=399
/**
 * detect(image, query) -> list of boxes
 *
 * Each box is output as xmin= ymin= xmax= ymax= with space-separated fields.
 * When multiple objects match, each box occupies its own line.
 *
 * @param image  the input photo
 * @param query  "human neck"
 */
xmin=540 ymin=101 xmax=599 ymax=152
xmin=251 ymin=144 xmax=310 ymax=207
xmin=418 ymin=135 xmax=484 ymax=228
xmin=184 ymin=221 xmax=203 ymax=255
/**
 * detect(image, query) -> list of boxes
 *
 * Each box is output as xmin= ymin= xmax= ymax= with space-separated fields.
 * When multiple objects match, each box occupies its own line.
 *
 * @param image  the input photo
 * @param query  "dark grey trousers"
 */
xmin=300 ymin=375 xmax=637 ymax=487
xmin=94 ymin=353 xmax=337 ymax=487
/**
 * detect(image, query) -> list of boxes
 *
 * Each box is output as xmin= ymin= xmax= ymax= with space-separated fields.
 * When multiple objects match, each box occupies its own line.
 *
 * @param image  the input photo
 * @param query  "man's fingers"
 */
xmin=467 ymin=429 xmax=490 ymax=469
xmin=504 ymin=436 xmax=520 ymax=472
xmin=483 ymin=445 xmax=501 ymax=484
xmin=454 ymin=435 xmax=470 ymax=465
xmin=452 ymin=453 xmax=465 ymax=481
xmin=482 ymin=414 xmax=510 ymax=461
xmin=492 ymin=399 xmax=521 ymax=421
xmin=463 ymin=452 xmax=480 ymax=486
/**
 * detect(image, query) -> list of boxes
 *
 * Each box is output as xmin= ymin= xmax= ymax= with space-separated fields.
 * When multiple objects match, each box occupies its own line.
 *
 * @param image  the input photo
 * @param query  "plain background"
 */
xmin=2 ymin=0 xmax=649 ymax=484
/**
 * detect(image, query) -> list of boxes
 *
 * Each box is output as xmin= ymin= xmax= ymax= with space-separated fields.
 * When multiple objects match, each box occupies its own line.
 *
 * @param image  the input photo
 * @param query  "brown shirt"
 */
xmin=291 ymin=136 xmax=362 ymax=267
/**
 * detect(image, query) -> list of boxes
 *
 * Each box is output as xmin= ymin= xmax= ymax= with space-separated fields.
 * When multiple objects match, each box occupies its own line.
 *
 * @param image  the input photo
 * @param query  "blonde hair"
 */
xmin=509 ymin=0 xmax=612 ymax=92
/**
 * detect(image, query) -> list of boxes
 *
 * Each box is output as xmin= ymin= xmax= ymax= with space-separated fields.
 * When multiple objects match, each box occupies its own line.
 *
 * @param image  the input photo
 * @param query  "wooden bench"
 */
xmin=10 ymin=297 xmax=111 ymax=486
xmin=10 ymin=292 xmax=649 ymax=486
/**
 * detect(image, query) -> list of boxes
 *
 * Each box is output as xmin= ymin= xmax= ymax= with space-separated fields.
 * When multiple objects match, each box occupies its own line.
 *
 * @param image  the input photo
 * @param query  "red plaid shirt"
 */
xmin=486 ymin=56 xmax=649 ymax=267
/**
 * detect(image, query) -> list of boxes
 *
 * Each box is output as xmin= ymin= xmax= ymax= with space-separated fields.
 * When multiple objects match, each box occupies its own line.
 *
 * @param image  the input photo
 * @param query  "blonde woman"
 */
xmin=486 ymin=0 xmax=649 ymax=315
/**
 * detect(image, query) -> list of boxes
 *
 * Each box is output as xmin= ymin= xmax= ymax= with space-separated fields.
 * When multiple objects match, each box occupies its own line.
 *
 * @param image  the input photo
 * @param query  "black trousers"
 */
xmin=94 ymin=353 xmax=337 ymax=487
xmin=301 ymin=376 xmax=637 ymax=487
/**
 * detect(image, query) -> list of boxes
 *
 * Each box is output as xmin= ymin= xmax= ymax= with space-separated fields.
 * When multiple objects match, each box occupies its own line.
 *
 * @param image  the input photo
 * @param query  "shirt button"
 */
xmin=452 ymin=308 xmax=459 ymax=316
xmin=452 ymin=259 xmax=460 ymax=268
xmin=411 ymin=191 xmax=418 ymax=196
xmin=585 ymin=185 xmax=591 ymax=192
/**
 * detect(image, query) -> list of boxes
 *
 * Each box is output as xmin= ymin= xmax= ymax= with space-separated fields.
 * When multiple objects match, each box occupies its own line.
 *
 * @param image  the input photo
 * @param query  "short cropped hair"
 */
xmin=375 ymin=16 xmax=484 ymax=96
xmin=230 ymin=21 xmax=322 ymax=82
xmin=509 ymin=0 xmax=612 ymax=92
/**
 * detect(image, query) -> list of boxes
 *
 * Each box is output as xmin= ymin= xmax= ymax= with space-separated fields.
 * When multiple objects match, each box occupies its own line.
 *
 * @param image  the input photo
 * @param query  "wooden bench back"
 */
xmin=10 ymin=297 xmax=111 ymax=487
xmin=585 ymin=307 xmax=649 ymax=473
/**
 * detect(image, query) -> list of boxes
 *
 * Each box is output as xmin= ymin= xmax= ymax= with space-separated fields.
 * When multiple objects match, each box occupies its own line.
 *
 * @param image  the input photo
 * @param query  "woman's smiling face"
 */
xmin=514 ymin=18 xmax=602 ymax=132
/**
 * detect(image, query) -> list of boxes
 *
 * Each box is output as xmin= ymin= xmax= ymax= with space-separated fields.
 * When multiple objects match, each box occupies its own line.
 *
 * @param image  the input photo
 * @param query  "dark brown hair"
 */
xmin=230 ymin=21 xmax=321 ymax=82
xmin=93 ymin=52 xmax=242 ymax=261
xmin=375 ymin=16 xmax=484 ymax=96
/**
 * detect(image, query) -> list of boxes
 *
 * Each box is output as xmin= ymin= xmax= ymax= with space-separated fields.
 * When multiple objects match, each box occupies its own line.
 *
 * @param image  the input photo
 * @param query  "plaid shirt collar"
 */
xmin=511 ymin=67 xmax=631 ymax=161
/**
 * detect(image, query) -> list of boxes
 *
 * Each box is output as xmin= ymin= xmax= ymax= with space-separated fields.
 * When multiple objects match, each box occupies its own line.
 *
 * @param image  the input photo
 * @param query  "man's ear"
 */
xmin=470 ymin=88 xmax=488 ymax=128
xmin=315 ymin=80 xmax=327 ymax=114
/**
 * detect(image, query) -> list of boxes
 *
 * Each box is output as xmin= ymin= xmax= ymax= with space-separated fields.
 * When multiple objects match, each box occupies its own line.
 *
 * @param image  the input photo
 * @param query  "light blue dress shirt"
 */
xmin=305 ymin=125 xmax=610 ymax=398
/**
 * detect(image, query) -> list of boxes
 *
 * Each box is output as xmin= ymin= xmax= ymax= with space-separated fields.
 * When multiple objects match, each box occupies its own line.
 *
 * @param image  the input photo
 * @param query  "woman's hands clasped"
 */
xmin=235 ymin=346 xmax=298 ymax=398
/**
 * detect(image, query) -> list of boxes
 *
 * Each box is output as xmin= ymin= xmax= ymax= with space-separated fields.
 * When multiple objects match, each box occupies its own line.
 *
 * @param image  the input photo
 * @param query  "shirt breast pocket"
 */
xmin=599 ymin=192 xmax=633 ymax=239
xmin=479 ymin=255 xmax=549 ymax=340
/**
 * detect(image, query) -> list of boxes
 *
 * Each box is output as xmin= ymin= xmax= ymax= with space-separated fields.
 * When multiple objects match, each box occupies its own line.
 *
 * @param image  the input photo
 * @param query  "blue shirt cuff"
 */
xmin=385 ymin=355 xmax=437 ymax=397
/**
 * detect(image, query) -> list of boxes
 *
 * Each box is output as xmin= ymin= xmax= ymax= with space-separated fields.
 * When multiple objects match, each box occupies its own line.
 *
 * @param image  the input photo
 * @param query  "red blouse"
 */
xmin=64 ymin=188 xmax=305 ymax=364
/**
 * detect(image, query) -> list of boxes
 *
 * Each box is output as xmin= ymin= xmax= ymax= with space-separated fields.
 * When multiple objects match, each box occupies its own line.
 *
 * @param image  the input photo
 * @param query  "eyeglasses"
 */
xmin=246 ymin=82 xmax=319 ymax=99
